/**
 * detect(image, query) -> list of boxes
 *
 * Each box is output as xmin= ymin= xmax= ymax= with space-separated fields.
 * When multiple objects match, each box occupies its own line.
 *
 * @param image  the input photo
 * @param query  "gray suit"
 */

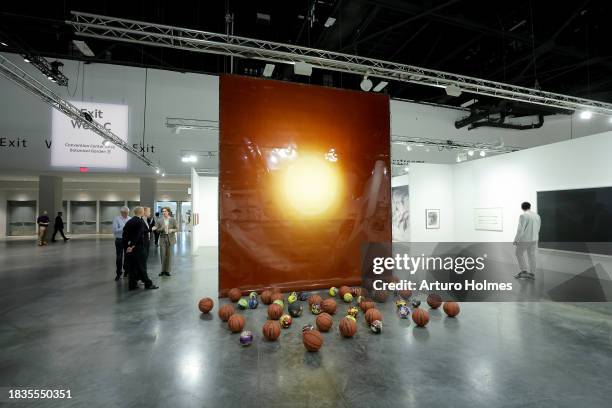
xmin=514 ymin=210 xmax=541 ymax=274
xmin=159 ymin=217 xmax=178 ymax=273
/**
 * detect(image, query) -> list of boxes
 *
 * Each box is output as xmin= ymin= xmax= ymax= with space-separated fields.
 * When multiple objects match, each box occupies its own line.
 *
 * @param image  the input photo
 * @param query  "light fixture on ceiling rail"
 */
xmin=461 ymin=99 xmax=478 ymax=108
xmin=445 ymin=84 xmax=462 ymax=97
xmin=391 ymin=134 xmax=521 ymax=156
xmin=406 ymin=145 xmax=412 ymax=152
xmin=72 ymin=39 xmax=94 ymax=57
xmin=1 ymin=41 xmax=7 ymax=47
xmin=155 ymin=169 xmax=160 ymax=174
xmin=161 ymin=173 xmax=165 ymax=177
xmin=360 ymin=75 xmax=373 ymax=92
xmin=67 ymin=11 xmax=612 ymax=115
xmin=102 ymin=140 xmax=112 ymax=147
xmin=165 ymin=117 xmax=218 ymax=133
xmin=373 ymin=81 xmax=388 ymax=92
xmin=579 ymin=110 xmax=592 ymax=119
xmin=480 ymin=150 xmax=486 ymax=157
xmin=181 ymin=154 xmax=198 ymax=163
xmin=294 ymin=61 xmax=312 ymax=76
xmin=467 ymin=150 xmax=474 ymax=156
xmin=324 ymin=17 xmax=336 ymax=28
xmin=404 ymin=166 xmax=410 ymax=172
xmin=263 ymin=63 xmax=275 ymax=77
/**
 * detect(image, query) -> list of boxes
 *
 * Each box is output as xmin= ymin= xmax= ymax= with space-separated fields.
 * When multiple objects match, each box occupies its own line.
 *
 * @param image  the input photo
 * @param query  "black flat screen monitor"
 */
xmin=537 ymin=187 xmax=612 ymax=255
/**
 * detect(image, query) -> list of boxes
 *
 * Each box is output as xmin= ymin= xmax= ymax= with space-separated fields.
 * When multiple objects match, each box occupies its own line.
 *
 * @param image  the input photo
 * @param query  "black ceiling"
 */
xmin=1 ymin=0 xmax=610 ymax=116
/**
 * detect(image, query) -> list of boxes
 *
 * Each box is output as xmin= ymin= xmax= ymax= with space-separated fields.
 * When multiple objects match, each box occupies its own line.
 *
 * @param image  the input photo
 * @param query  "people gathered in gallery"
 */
xmin=112 ymin=206 xmax=131 ymax=280
xmin=122 ymin=206 xmax=158 ymax=291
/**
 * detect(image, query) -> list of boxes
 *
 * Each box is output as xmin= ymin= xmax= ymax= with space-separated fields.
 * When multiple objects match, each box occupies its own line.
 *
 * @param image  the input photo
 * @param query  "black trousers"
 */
xmin=115 ymin=238 xmax=125 ymax=276
xmin=52 ymin=227 xmax=67 ymax=241
xmin=154 ymin=231 xmax=160 ymax=245
xmin=126 ymin=246 xmax=153 ymax=289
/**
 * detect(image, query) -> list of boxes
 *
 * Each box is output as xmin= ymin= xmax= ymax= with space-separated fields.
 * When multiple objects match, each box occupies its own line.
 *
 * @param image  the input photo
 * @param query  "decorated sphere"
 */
xmin=271 ymin=292 xmax=283 ymax=303
xmin=356 ymin=295 xmax=363 ymax=305
xmin=302 ymin=323 xmax=315 ymax=334
xmin=239 ymin=330 xmax=253 ymax=346
xmin=411 ymin=300 xmax=421 ymax=309
xmin=238 ymin=298 xmax=249 ymax=310
xmin=298 ymin=292 xmax=309 ymax=301
xmin=279 ymin=314 xmax=292 ymax=329
xmin=346 ymin=315 xmax=357 ymax=323
xmin=273 ymin=299 xmax=284 ymax=308
xmin=347 ymin=306 xmax=359 ymax=319
xmin=311 ymin=303 xmax=322 ymax=315
xmin=288 ymin=292 xmax=298 ymax=304
xmin=308 ymin=294 xmax=323 ymax=307
xmin=398 ymin=305 xmax=410 ymax=319
xmin=248 ymin=291 xmax=258 ymax=299
xmin=395 ymin=299 xmax=408 ymax=309
xmin=338 ymin=286 xmax=351 ymax=298
xmin=329 ymin=287 xmax=338 ymax=297
xmin=248 ymin=297 xmax=259 ymax=309
xmin=370 ymin=320 xmax=383 ymax=334
xmin=343 ymin=293 xmax=354 ymax=303
xmin=288 ymin=303 xmax=303 ymax=317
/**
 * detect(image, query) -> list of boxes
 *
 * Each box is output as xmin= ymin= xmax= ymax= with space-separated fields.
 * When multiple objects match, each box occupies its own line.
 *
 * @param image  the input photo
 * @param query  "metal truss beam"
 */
xmin=391 ymin=135 xmax=521 ymax=154
xmin=67 ymin=11 xmax=612 ymax=115
xmin=0 ymin=54 xmax=158 ymax=171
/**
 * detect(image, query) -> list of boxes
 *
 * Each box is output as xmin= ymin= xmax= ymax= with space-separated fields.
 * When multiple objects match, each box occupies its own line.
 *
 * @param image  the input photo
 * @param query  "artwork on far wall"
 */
xmin=474 ymin=207 xmax=503 ymax=231
xmin=426 ymin=209 xmax=440 ymax=229
xmin=392 ymin=185 xmax=410 ymax=242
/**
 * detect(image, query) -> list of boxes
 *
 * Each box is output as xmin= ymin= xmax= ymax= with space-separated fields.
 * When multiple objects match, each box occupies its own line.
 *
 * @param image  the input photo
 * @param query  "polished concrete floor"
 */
xmin=1 ymin=235 xmax=611 ymax=407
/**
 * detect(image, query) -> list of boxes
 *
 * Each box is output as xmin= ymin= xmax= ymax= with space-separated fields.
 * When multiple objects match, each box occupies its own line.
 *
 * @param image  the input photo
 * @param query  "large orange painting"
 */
xmin=219 ymin=75 xmax=391 ymax=295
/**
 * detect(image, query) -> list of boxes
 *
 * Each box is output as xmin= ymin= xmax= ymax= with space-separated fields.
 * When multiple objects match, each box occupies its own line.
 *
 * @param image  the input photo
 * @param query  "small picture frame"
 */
xmin=426 ymin=209 xmax=440 ymax=229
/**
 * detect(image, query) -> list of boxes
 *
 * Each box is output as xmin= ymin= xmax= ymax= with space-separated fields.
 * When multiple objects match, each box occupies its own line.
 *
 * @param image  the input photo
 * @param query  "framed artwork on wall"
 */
xmin=426 ymin=209 xmax=440 ymax=229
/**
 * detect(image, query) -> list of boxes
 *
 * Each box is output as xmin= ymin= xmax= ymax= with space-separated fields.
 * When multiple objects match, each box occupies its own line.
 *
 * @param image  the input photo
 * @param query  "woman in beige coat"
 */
xmin=156 ymin=207 xmax=178 ymax=276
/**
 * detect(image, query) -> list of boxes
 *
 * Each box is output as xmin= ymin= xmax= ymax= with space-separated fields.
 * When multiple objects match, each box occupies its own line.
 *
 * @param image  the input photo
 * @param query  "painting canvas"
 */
xmin=392 ymin=185 xmax=410 ymax=242
xmin=426 ymin=209 xmax=440 ymax=229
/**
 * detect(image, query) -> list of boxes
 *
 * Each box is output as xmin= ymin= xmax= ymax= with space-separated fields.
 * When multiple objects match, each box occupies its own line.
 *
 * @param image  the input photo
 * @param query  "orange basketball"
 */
xmin=360 ymin=300 xmax=375 ymax=313
xmin=339 ymin=317 xmax=357 ymax=338
xmin=272 ymin=287 xmax=282 ymax=294
xmin=262 ymin=320 xmax=281 ymax=341
xmin=316 ymin=312 xmax=333 ymax=332
xmin=267 ymin=303 xmax=283 ymax=320
xmin=198 ymin=297 xmax=214 ymax=313
xmin=228 ymin=288 xmax=242 ymax=302
xmin=228 ymin=314 xmax=245 ymax=333
xmin=443 ymin=301 xmax=460 ymax=317
xmin=365 ymin=308 xmax=383 ymax=325
xmin=398 ymin=289 xmax=412 ymax=299
xmin=338 ymin=286 xmax=351 ymax=298
xmin=373 ymin=290 xmax=389 ymax=303
xmin=321 ymin=298 xmax=337 ymax=315
xmin=261 ymin=290 xmax=273 ymax=305
xmin=303 ymin=329 xmax=323 ymax=352
xmin=412 ymin=308 xmax=430 ymax=327
xmin=308 ymin=294 xmax=323 ymax=306
xmin=427 ymin=294 xmax=443 ymax=309
xmin=218 ymin=304 xmax=235 ymax=321
xmin=271 ymin=292 xmax=283 ymax=303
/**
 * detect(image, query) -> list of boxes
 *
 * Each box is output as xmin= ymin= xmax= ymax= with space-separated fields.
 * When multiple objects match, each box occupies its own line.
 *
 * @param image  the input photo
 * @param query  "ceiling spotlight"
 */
xmin=404 ymin=166 xmax=410 ymax=172
xmin=72 ymin=39 xmax=94 ymax=57
xmin=373 ymin=81 xmax=388 ymax=92
xmin=181 ymin=155 xmax=198 ymax=163
xmin=406 ymin=145 xmax=412 ymax=152
xmin=467 ymin=150 xmax=474 ymax=156
xmin=156 ymin=169 xmax=160 ymax=174
xmin=324 ymin=17 xmax=336 ymax=28
xmin=456 ymin=155 xmax=462 ymax=163
xmin=1 ymin=42 xmax=7 ymax=47
xmin=445 ymin=84 xmax=462 ymax=97
xmin=579 ymin=110 xmax=592 ymax=119
xmin=263 ymin=63 xmax=275 ymax=77
xmin=294 ymin=61 xmax=312 ymax=76
xmin=102 ymin=140 xmax=112 ymax=147
xmin=23 ymin=57 xmax=30 ymax=63
xmin=608 ymin=116 xmax=612 ymax=123
xmin=425 ymin=147 xmax=430 ymax=152
xmin=360 ymin=76 xmax=373 ymax=92
xmin=480 ymin=150 xmax=486 ymax=157
xmin=161 ymin=173 xmax=165 ymax=177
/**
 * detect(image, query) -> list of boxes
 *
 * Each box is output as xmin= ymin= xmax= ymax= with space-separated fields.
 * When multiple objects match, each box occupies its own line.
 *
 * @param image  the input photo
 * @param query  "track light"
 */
xmin=0 ymin=42 xmax=7 ymax=47
xmin=609 ymin=117 xmax=612 ymax=123
xmin=579 ymin=110 xmax=592 ymax=120
xmin=445 ymin=84 xmax=462 ymax=97
xmin=156 ymin=169 xmax=160 ymax=174
xmin=23 ymin=57 xmax=30 ymax=63
xmin=373 ymin=81 xmax=388 ymax=92
xmin=467 ymin=150 xmax=474 ymax=156
xmin=181 ymin=155 xmax=198 ymax=163
xmin=404 ymin=166 xmax=410 ymax=172
xmin=324 ymin=17 xmax=336 ymax=28
xmin=360 ymin=76 xmax=373 ymax=92
xmin=406 ymin=145 xmax=412 ymax=152
xmin=102 ymin=140 xmax=112 ymax=147
xmin=161 ymin=173 xmax=165 ymax=177
xmin=480 ymin=150 xmax=486 ymax=157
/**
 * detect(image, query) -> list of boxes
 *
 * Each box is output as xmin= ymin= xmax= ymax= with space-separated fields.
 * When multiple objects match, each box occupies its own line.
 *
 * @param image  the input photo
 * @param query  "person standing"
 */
xmin=153 ymin=211 xmax=161 ymax=247
xmin=52 ymin=211 xmax=70 ymax=242
xmin=36 ymin=210 xmax=50 ymax=246
xmin=143 ymin=207 xmax=155 ymax=261
xmin=112 ymin=207 xmax=131 ymax=281
xmin=158 ymin=207 xmax=178 ymax=276
xmin=123 ymin=206 xmax=158 ymax=291
xmin=513 ymin=202 xmax=541 ymax=280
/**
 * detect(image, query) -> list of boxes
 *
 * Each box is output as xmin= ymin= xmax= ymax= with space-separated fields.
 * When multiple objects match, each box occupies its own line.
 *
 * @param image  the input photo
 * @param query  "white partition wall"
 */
xmin=191 ymin=168 xmax=218 ymax=253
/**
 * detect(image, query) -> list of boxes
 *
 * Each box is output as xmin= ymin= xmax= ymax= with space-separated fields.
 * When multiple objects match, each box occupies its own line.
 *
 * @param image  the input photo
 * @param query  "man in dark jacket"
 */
xmin=122 ymin=207 xmax=159 ymax=291
xmin=52 ymin=211 xmax=70 ymax=242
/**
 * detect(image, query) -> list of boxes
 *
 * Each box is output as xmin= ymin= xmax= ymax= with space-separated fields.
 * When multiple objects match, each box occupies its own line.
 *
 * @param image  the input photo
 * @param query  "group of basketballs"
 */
xmin=197 ymin=285 xmax=461 ymax=352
